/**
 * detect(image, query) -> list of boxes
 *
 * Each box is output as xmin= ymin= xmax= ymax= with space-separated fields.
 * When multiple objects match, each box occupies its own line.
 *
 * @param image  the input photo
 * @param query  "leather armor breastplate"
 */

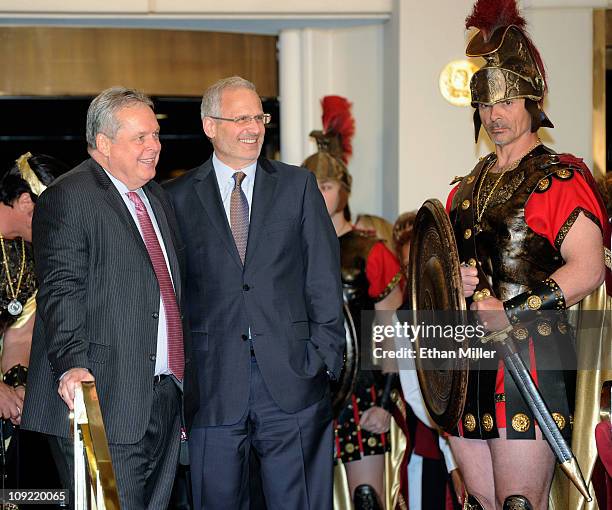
xmin=450 ymin=145 xmax=570 ymax=301
xmin=340 ymin=230 xmax=378 ymax=316
xmin=340 ymin=230 xmax=380 ymax=379
xmin=448 ymin=145 xmax=582 ymax=440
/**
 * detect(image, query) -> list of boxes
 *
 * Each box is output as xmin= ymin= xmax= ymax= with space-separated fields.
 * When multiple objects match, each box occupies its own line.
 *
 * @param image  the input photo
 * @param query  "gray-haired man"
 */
xmin=165 ymin=76 xmax=344 ymax=509
xmin=22 ymin=87 xmax=197 ymax=508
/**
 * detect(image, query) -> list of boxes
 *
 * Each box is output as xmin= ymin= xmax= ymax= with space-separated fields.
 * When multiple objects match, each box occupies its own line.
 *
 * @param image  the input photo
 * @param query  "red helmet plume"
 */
xmin=321 ymin=96 xmax=355 ymax=165
xmin=465 ymin=0 xmax=547 ymax=91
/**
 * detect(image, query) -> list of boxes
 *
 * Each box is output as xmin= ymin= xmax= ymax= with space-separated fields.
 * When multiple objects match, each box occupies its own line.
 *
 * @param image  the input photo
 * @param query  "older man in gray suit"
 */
xmin=21 ymin=87 xmax=197 ymax=509
xmin=165 ymin=76 xmax=345 ymax=510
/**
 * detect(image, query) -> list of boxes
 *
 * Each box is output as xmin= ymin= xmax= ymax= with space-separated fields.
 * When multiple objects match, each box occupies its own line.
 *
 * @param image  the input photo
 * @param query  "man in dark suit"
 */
xmin=21 ymin=87 xmax=197 ymax=509
xmin=165 ymin=76 xmax=344 ymax=510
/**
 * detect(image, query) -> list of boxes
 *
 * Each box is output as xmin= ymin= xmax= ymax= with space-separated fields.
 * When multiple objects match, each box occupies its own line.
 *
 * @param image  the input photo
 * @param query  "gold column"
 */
xmin=593 ymin=9 xmax=606 ymax=179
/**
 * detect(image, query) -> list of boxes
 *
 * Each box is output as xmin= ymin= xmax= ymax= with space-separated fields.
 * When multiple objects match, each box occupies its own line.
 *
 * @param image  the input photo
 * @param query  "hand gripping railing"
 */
xmin=71 ymin=382 xmax=120 ymax=510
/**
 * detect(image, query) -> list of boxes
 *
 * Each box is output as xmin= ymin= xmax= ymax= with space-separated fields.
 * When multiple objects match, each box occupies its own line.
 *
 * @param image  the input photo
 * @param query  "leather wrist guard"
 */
xmin=3 ymin=364 xmax=27 ymax=388
xmin=503 ymin=277 xmax=566 ymax=325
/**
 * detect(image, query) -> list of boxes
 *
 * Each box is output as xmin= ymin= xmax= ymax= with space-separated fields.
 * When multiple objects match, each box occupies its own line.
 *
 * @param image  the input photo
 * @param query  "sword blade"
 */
xmin=499 ymin=342 xmax=591 ymax=502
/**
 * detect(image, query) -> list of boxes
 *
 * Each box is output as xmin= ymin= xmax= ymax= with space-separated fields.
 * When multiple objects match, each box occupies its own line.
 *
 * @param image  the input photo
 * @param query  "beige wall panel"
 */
xmin=0 ymin=0 xmax=147 ymax=13
xmin=151 ymin=0 xmax=391 ymax=15
xmin=0 ymin=27 xmax=277 ymax=97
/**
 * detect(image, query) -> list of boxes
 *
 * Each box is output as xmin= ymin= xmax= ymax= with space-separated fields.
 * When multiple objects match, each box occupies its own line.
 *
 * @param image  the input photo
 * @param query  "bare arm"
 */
xmin=552 ymin=212 xmax=605 ymax=306
xmin=469 ymin=213 xmax=605 ymax=326
xmin=2 ymin=313 xmax=33 ymax=373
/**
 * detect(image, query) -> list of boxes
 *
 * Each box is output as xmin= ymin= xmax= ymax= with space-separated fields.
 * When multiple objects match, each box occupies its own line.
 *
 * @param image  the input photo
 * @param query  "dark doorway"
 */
xmin=0 ymin=96 xmax=280 ymax=182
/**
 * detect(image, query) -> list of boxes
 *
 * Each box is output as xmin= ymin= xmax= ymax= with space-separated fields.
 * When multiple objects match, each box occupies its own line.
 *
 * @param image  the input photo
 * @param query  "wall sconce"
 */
xmin=439 ymin=60 xmax=478 ymax=107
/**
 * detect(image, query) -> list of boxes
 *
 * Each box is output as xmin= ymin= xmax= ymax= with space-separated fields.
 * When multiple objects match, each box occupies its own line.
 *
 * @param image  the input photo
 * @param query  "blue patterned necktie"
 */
xmin=230 ymin=172 xmax=249 ymax=264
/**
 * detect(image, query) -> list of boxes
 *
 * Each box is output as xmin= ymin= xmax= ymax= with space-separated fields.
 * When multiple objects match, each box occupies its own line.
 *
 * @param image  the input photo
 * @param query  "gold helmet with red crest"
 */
xmin=302 ymin=96 xmax=355 ymax=192
xmin=466 ymin=0 xmax=553 ymax=141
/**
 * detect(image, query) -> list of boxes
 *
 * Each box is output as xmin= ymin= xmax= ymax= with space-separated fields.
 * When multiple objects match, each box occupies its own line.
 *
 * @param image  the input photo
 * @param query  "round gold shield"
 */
xmin=408 ymin=199 xmax=469 ymax=432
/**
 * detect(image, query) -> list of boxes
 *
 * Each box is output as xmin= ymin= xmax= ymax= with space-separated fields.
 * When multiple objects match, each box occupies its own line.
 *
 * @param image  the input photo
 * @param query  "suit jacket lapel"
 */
xmin=145 ymin=185 xmax=182 ymax=301
xmin=194 ymin=159 xmax=243 ymax=270
xmin=91 ymin=160 xmax=152 ymax=266
xmin=244 ymin=158 xmax=278 ymax=266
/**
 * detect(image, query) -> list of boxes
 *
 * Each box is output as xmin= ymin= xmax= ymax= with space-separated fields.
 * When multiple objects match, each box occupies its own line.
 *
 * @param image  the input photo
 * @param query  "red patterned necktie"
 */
xmin=230 ymin=172 xmax=249 ymax=264
xmin=127 ymin=191 xmax=184 ymax=381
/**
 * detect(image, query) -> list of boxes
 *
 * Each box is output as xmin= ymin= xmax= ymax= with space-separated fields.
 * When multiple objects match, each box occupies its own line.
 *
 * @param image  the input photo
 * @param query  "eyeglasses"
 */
xmin=208 ymin=113 xmax=271 ymax=126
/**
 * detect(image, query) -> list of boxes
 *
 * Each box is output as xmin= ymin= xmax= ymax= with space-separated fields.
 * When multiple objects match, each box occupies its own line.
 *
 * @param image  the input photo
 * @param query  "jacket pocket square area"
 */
xmin=191 ymin=331 xmax=209 ymax=351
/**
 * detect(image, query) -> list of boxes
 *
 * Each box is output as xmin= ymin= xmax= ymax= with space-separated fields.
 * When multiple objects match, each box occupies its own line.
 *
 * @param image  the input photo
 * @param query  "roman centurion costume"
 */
xmin=445 ymin=0 xmax=611 ymax=449
xmin=302 ymin=97 xmax=408 ymax=510
xmin=0 ymin=153 xmax=64 ymax=501
xmin=446 ymin=0 xmax=611 ymax=446
xmin=417 ymin=2 xmax=612 ymax=508
xmin=0 ymin=153 xmax=46 ymax=397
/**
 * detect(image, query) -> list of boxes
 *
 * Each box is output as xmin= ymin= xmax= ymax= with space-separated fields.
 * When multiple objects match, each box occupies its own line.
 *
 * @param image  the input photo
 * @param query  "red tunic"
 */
xmin=366 ymin=241 xmax=401 ymax=300
xmin=334 ymin=234 xmax=402 ymax=463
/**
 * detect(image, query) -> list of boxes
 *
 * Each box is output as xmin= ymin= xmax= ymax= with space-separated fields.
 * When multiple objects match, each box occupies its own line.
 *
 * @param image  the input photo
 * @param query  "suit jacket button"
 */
xmin=241 ymin=334 xmax=248 ymax=341
xmin=149 ymin=354 xmax=156 ymax=361
xmin=152 ymin=312 xmax=159 ymax=319
xmin=242 ymin=284 xmax=250 ymax=291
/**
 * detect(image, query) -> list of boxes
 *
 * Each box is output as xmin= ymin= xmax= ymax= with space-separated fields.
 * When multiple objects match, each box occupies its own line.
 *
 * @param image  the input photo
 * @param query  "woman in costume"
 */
xmin=355 ymin=215 xmax=394 ymax=251
xmin=0 ymin=152 xmax=66 ymax=500
xmin=302 ymin=96 xmax=404 ymax=510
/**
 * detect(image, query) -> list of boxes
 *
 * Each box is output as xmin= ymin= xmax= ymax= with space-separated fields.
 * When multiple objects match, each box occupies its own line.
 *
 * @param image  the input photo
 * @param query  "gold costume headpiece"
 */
xmin=465 ymin=0 xmax=553 ymax=141
xmin=302 ymin=96 xmax=355 ymax=191
xmin=15 ymin=152 xmax=47 ymax=196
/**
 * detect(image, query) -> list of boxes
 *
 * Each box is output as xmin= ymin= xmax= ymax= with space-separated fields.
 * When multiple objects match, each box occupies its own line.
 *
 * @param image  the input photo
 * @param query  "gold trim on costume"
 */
xmin=535 ymin=177 xmax=551 ymax=193
xmin=554 ymin=168 xmax=573 ymax=180
xmin=482 ymin=413 xmax=494 ymax=432
xmin=554 ymin=207 xmax=603 ymax=250
xmin=463 ymin=413 xmax=476 ymax=432
xmin=511 ymin=413 xmax=531 ymax=432
xmin=374 ymin=271 xmax=402 ymax=303
xmin=537 ymin=321 xmax=552 ymax=336
xmin=512 ymin=327 xmax=529 ymax=341
xmin=552 ymin=412 xmax=566 ymax=430
xmin=527 ymin=295 xmax=542 ymax=310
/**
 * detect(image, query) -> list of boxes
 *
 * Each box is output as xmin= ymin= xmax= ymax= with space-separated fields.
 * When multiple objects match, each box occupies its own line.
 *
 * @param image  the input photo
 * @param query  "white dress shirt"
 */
xmin=104 ymin=169 xmax=174 ymax=376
